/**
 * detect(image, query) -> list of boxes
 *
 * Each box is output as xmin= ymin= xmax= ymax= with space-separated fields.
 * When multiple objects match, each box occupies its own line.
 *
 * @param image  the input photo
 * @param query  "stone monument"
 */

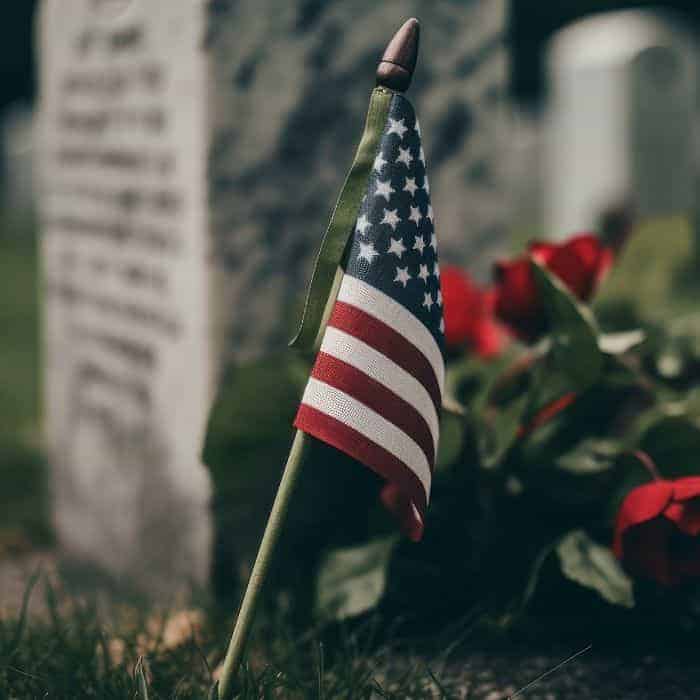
xmin=544 ymin=10 xmax=697 ymax=239
xmin=38 ymin=0 xmax=512 ymax=595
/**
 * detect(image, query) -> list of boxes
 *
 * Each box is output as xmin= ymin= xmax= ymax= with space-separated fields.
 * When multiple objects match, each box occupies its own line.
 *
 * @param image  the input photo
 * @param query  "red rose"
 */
xmin=440 ymin=266 xmax=507 ymax=358
xmin=614 ymin=477 xmax=700 ymax=586
xmin=493 ymin=233 xmax=613 ymax=342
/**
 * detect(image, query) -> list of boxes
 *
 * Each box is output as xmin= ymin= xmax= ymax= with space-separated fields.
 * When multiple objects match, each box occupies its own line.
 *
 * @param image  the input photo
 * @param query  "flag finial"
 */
xmin=376 ymin=17 xmax=420 ymax=92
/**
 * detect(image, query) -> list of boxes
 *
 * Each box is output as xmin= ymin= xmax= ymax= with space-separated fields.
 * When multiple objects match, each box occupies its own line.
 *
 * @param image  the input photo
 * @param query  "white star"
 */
xmin=387 ymin=118 xmax=408 ymax=139
xmin=426 ymin=204 xmax=434 ymax=222
xmin=413 ymin=236 xmax=426 ymax=255
xmin=408 ymin=205 xmax=422 ymax=226
xmin=396 ymin=146 xmax=413 ymax=167
xmin=381 ymin=208 xmax=401 ymax=230
xmin=358 ymin=241 xmax=379 ymax=264
xmin=428 ymin=232 xmax=437 ymax=249
xmin=375 ymin=179 xmax=395 ymax=202
xmin=418 ymin=264 xmax=430 ymax=283
xmin=415 ymin=120 xmax=421 ymax=137
xmin=422 ymin=292 xmax=434 ymax=311
xmin=422 ymin=175 xmax=430 ymax=194
xmin=433 ymin=261 xmax=440 ymax=278
xmin=387 ymin=237 xmax=406 ymax=258
xmin=436 ymin=289 xmax=443 ymax=306
xmin=373 ymin=152 xmax=387 ymax=172
xmin=439 ymin=318 xmax=445 ymax=333
xmin=355 ymin=214 xmax=370 ymax=236
xmin=394 ymin=266 xmax=411 ymax=287
xmin=403 ymin=177 xmax=419 ymax=197
xmin=419 ymin=146 xmax=426 ymax=165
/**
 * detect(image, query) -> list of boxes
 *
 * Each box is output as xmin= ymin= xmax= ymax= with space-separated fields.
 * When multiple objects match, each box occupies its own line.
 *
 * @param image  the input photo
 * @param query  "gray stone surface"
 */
xmin=38 ymin=0 xmax=511 ymax=594
xmin=207 ymin=0 xmax=511 ymax=361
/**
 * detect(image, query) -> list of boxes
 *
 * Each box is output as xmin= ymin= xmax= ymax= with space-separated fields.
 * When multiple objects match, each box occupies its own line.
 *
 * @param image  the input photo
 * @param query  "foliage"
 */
xmin=303 ymin=218 xmax=700 ymax=634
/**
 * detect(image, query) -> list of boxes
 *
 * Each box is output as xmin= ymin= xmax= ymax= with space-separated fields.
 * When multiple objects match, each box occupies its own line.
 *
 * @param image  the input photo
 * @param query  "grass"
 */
xmin=0 ymin=572 xmax=470 ymax=699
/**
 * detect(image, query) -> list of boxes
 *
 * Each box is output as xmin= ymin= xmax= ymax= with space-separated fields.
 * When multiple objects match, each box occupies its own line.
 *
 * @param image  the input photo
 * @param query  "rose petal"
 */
xmin=672 ymin=477 xmax=700 ymax=501
xmin=665 ymin=500 xmax=700 ymax=537
xmin=615 ymin=481 xmax=674 ymax=543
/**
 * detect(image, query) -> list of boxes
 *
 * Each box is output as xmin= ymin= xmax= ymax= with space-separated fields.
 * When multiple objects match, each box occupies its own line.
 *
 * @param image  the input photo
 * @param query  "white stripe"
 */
xmin=321 ymin=326 xmax=439 ymax=452
xmin=302 ymin=377 xmax=431 ymax=500
xmin=336 ymin=275 xmax=445 ymax=393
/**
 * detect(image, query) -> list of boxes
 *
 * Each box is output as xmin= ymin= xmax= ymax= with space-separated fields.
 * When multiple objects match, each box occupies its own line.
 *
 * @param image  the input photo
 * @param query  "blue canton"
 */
xmin=345 ymin=94 xmax=444 ymax=350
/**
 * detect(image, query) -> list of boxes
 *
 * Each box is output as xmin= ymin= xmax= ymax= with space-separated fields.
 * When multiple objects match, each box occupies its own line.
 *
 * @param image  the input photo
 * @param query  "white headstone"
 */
xmin=38 ymin=0 xmax=214 ymax=594
xmin=544 ymin=10 xmax=698 ymax=238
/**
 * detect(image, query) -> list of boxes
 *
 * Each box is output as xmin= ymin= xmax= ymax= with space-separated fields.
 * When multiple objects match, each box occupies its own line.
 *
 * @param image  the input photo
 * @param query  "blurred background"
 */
xmin=3 ymin=0 xmax=700 ymax=596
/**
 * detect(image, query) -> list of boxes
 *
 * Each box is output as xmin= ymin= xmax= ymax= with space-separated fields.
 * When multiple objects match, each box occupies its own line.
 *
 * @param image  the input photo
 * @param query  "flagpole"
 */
xmin=215 ymin=19 xmax=419 ymax=700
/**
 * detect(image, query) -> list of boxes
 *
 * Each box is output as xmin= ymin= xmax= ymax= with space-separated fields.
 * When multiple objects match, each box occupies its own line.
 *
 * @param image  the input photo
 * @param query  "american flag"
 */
xmin=294 ymin=93 xmax=444 ymax=541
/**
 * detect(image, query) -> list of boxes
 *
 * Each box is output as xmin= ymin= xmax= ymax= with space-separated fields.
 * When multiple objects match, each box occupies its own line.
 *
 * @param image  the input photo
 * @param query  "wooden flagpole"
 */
xmin=215 ymin=19 xmax=419 ymax=700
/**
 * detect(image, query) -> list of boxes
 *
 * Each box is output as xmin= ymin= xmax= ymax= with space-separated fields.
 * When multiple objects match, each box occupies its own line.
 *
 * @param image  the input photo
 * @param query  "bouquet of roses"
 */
xmin=314 ymin=219 xmax=700 ymax=637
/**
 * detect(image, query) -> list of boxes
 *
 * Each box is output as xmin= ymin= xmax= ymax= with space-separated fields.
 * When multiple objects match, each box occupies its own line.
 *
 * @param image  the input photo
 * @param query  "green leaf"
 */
xmin=532 ymin=260 xmax=604 ymax=390
xmin=556 ymin=530 xmax=634 ymax=608
xmin=315 ymin=535 xmax=398 ymax=621
xmin=555 ymin=438 xmax=620 ymax=476
xmin=638 ymin=414 xmax=700 ymax=478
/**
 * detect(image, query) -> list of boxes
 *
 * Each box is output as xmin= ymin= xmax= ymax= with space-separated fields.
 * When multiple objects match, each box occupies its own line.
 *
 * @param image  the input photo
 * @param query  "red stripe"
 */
xmin=329 ymin=302 xmax=442 ymax=416
xmin=294 ymin=404 xmax=428 ymax=515
xmin=311 ymin=352 xmax=435 ymax=469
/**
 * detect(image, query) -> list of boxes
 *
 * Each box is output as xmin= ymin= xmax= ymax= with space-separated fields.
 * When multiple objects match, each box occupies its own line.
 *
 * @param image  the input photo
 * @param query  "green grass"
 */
xmin=0 ymin=573 xmax=467 ymax=699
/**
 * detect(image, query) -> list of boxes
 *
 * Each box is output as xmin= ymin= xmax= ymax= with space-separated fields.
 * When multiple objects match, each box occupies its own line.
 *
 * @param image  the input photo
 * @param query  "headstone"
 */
xmin=38 ymin=0 xmax=512 ymax=595
xmin=544 ymin=10 xmax=697 ymax=239
xmin=38 ymin=0 xmax=215 ymax=594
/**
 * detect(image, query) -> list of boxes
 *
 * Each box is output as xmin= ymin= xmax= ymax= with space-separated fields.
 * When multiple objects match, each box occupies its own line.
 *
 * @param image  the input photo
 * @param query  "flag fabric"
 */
xmin=294 ymin=92 xmax=444 ymax=541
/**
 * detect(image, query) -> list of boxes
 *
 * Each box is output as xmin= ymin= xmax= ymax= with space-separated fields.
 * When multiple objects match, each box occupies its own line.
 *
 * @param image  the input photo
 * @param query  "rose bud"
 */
xmin=614 ymin=476 xmax=700 ymax=587
xmin=493 ymin=233 xmax=613 ymax=343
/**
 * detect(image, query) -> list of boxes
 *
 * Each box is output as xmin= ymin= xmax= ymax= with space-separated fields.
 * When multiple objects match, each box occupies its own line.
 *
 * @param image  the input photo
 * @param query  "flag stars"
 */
xmin=422 ymin=175 xmax=430 ymax=195
xmin=439 ymin=318 xmax=445 ymax=333
xmin=436 ymin=289 xmax=443 ymax=306
xmin=375 ymin=179 xmax=395 ymax=202
xmin=426 ymin=204 xmax=434 ymax=222
xmin=387 ymin=117 xmax=408 ymax=139
xmin=394 ymin=266 xmax=411 ymax=287
xmin=418 ymin=264 xmax=430 ymax=283
xmin=408 ymin=205 xmax=422 ymax=226
xmin=396 ymin=146 xmax=413 ymax=167
xmin=403 ymin=177 xmax=419 ymax=197
xmin=358 ymin=241 xmax=379 ymax=264
xmin=433 ymin=261 xmax=440 ymax=278
xmin=415 ymin=120 xmax=422 ymax=137
xmin=355 ymin=214 xmax=371 ymax=236
xmin=419 ymin=146 xmax=426 ymax=166
xmin=422 ymin=292 xmax=434 ymax=311
xmin=387 ymin=237 xmax=406 ymax=258
xmin=413 ymin=236 xmax=426 ymax=255
xmin=428 ymin=233 xmax=437 ymax=250
xmin=373 ymin=152 xmax=387 ymax=172
xmin=381 ymin=208 xmax=401 ymax=230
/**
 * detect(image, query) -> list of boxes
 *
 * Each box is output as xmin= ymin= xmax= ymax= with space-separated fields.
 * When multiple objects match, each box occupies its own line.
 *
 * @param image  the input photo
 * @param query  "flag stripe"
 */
xmin=311 ymin=352 xmax=436 ymax=467
xmin=329 ymin=301 xmax=442 ymax=416
xmin=336 ymin=275 xmax=444 ymax=393
xmin=298 ymin=377 xmax=431 ymax=501
xmin=295 ymin=404 xmax=428 ymax=515
xmin=320 ymin=325 xmax=439 ymax=449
